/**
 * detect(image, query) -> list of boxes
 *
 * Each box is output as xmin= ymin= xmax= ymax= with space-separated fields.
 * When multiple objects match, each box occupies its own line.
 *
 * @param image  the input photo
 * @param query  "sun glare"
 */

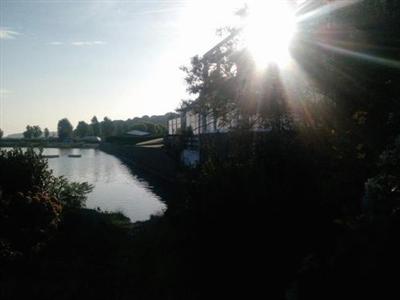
xmin=243 ymin=1 xmax=297 ymax=68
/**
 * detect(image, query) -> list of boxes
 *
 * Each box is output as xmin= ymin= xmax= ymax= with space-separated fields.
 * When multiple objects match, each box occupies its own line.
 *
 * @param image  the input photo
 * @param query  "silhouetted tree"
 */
xmin=44 ymin=128 xmax=50 ymax=138
xmin=75 ymin=121 xmax=91 ymax=138
xmin=23 ymin=125 xmax=33 ymax=139
xmin=0 ymin=128 xmax=3 ymax=139
xmin=57 ymin=118 xmax=73 ymax=140
xmin=23 ymin=125 xmax=42 ymax=139
xmin=112 ymin=120 xmax=127 ymax=136
xmin=91 ymin=116 xmax=101 ymax=137
xmin=101 ymin=117 xmax=114 ymax=138
xmin=32 ymin=126 xmax=42 ymax=138
xmin=181 ymin=28 xmax=295 ymax=133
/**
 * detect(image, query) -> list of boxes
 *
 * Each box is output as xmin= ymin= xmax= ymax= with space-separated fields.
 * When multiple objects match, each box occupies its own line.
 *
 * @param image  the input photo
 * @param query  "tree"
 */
xmin=113 ymin=120 xmax=128 ymax=136
xmin=180 ymin=29 xmax=292 ymax=132
xmin=44 ymin=128 xmax=50 ymax=138
xmin=0 ymin=128 xmax=3 ymax=139
xmin=75 ymin=121 xmax=91 ymax=138
xmin=32 ymin=126 xmax=42 ymax=138
xmin=101 ymin=117 xmax=114 ymax=138
xmin=23 ymin=125 xmax=42 ymax=139
xmin=91 ymin=116 xmax=101 ymax=137
xmin=293 ymin=0 xmax=400 ymax=150
xmin=57 ymin=118 xmax=73 ymax=141
xmin=23 ymin=125 xmax=34 ymax=139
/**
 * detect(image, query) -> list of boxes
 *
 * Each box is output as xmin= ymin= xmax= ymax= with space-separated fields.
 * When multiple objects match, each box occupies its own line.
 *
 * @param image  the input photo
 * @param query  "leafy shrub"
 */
xmin=0 ymin=148 xmax=52 ymax=195
xmin=0 ymin=148 xmax=92 ymax=260
xmin=366 ymin=135 xmax=400 ymax=215
xmin=0 ymin=191 xmax=62 ymax=256
xmin=48 ymin=176 xmax=93 ymax=209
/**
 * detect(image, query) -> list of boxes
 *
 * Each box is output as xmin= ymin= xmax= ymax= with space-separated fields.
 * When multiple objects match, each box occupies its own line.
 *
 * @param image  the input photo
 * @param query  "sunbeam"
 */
xmin=296 ymin=0 xmax=362 ymax=23
xmin=315 ymin=42 xmax=400 ymax=69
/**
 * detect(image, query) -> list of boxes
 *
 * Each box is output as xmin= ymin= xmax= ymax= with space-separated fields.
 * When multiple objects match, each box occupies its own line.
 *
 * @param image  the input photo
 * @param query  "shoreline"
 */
xmin=99 ymin=143 xmax=182 ymax=206
xmin=99 ymin=143 xmax=179 ymax=183
xmin=0 ymin=140 xmax=99 ymax=149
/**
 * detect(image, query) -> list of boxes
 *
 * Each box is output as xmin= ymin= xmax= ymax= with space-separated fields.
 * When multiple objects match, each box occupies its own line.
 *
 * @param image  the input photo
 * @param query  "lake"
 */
xmin=41 ymin=148 xmax=166 ymax=222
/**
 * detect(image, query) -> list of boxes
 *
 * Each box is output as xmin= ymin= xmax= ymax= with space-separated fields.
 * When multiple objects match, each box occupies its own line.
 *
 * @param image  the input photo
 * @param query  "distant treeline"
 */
xmin=12 ymin=112 xmax=178 ymax=141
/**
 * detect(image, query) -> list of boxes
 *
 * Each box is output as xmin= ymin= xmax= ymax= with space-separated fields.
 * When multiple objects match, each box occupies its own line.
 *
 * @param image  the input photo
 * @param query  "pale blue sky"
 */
xmin=0 ymin=0 xmax=243 ymax=134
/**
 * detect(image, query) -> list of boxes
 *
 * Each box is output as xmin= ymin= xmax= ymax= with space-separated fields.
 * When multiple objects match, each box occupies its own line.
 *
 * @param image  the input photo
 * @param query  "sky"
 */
xmin=0 ymin=0 xmax=244 ymax=135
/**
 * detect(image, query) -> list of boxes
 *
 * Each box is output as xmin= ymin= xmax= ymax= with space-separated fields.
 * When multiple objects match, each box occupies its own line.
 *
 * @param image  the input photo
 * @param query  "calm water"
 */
xmin=39 ymin=148 xmax=165 ymax=222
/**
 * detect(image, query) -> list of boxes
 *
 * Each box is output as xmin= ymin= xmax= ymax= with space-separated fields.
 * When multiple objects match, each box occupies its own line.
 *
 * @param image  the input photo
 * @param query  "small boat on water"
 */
xmin=43 ymin=155 xmax=60 ymax=158
xmin=68 ymin=154 xmax=82 ymax=158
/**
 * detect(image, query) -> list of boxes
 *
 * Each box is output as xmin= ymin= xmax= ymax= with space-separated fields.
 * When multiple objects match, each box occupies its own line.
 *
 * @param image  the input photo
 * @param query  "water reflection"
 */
xmin=41 ymin=148 xmax=166 ymax=222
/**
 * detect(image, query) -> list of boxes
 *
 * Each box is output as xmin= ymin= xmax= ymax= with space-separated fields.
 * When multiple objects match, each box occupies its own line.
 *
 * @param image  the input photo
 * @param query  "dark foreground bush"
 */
xmin=0 ymin=191 xmax=62 ymax=258
xmin=0 ymin=148 xmax=92 ymax=262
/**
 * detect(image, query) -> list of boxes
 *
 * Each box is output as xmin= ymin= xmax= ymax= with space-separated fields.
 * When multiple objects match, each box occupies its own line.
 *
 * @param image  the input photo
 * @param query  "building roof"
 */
xmin=126 ymin=130 xmax=151 ymax=136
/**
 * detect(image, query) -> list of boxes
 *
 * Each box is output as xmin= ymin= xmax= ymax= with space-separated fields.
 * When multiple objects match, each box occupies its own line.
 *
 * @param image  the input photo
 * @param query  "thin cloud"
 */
xmin=71 ymin=41 xmax=106 ymax=46
xmin=49 ymin=41 xmax=64 ymax=46
xmin=0 ymin=28 xmax=20 ymax=40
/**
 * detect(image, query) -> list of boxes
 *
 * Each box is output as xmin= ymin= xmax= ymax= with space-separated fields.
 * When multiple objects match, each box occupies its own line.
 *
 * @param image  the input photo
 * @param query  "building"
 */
xmin=126 ymin=130 xmax=151 ymax=137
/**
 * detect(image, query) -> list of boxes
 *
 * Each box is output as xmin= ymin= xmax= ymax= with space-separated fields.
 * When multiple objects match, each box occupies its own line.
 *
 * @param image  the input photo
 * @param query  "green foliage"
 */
xmin=23 ymin=125 xmax=33 ymax=138
xmin=129 ymin=122 xmax=167 ymax=136
xmin=111 ymin=116 xmax=168 ymax=136
xmin=0 ymin=148 xmax=92 ymax=260
xmin=0 ymin=148 xmax=52 ymax=195
xmin=57 ymin=118 xmax=73 ymax=140
xmin=23 ymin=125 xmax=42 ymax=139
xmin=101 ymin=116 xmax=114 ymax=138
xmin=32 ymin=125 xmax=42 ymax=138
xmin=181 ymin=30 xmax=294 ymax=132
xmin=48 ymin=176 xmax=93 ymax=209
xmin=74 ymin=115 xmax=170 ymax=139
xmin=91 ymin=115 xmax=101 ymax=137
xmin=366 ymin=135 xmax=400 ymax=215
xmin=174 ymin=2 xmax=400 ymax=298
xmin=1 ymin=2 xmax=399 ymax=299
xmin=0 ymin=190 xmax=62 ymax=255
xmin=44 ymin=127 xmax=50 ymax=138
xmin=0 ymin=148 xmax=93 ymax=204
xmin=75 ymin=121 xmax=91 ymax=138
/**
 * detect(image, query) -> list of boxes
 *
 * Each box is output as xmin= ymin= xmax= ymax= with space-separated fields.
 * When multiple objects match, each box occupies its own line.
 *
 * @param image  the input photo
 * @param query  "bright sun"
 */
xmin=243 ymin=1 xmax=297 ymax=68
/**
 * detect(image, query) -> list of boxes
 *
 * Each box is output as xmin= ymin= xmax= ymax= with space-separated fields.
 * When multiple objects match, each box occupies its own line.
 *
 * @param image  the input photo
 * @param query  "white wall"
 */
xmin=168 ymin=117 xmax=181 ymax=135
